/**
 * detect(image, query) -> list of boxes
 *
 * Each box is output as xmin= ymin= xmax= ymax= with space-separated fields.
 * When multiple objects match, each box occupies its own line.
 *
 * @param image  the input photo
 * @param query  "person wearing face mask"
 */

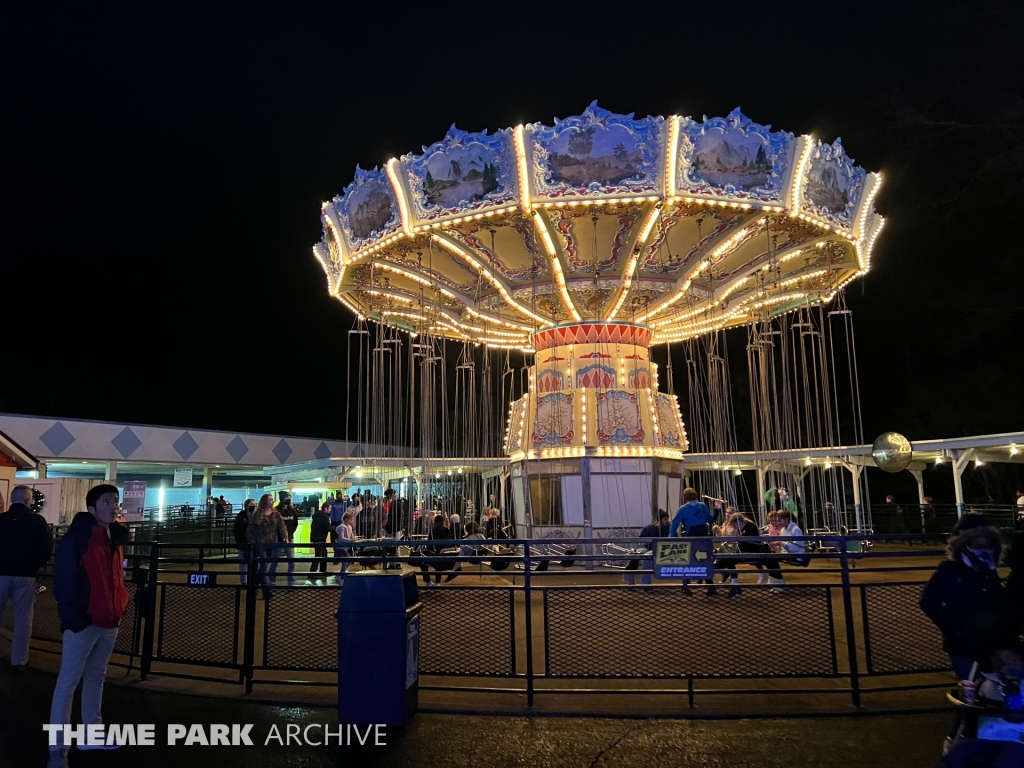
xmin=276 ymin=494 xmax=299 ymax=586
xmin=920 ymin=526 xmax=1009 ymax=681
xmin=233 ymin=499 xmax=256 ymax=585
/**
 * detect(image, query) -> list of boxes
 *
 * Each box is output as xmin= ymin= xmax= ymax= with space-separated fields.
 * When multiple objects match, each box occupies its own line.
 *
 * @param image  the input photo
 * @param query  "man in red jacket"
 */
xmin=47 ymin=484 xmax=130 ymax=764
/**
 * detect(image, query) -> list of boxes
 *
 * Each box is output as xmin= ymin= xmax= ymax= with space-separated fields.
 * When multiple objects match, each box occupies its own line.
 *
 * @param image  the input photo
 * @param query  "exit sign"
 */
xmin=187 ymin=572 xmax=218 ymax=587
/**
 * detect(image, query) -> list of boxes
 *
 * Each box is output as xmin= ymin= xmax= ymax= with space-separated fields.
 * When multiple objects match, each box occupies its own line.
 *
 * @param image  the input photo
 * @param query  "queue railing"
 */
xmin=2 ymin=533 xmax=975 ymax=711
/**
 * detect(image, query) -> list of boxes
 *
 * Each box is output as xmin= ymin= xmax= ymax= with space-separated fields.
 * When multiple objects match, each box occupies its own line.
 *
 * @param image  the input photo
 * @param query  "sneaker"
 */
xmin=770 ymin=587 xmax=784 ymax=594
xmin=728 ymin=587 xmax=741 ymax=599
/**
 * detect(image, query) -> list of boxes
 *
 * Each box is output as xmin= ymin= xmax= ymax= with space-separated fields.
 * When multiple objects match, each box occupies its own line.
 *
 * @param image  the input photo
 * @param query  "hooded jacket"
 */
xmin=53 ymin=512 xmax=130 ymax=633
xmin=920 ymin=558 xmax=1007 ymax=661
xmin=0 ymin=502 xmax=52 ymax=577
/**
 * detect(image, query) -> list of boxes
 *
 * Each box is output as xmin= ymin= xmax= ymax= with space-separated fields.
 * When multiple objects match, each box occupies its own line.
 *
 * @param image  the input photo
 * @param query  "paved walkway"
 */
xmin=0 ymin=664 xmax=952 ymax=768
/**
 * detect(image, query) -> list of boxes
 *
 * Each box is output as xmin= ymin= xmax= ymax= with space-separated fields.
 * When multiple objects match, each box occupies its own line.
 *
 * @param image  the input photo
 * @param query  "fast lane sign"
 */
xmin=654 ymin=539 xmax=715 ymax=580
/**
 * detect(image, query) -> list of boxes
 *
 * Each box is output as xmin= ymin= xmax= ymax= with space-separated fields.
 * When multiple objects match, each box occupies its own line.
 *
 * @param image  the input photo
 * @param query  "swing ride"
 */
xmin=312 ymin=103 xmax=883 ymax=536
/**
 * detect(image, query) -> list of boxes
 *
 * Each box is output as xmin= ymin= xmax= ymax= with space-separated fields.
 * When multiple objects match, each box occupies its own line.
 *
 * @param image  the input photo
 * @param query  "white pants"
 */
xmin=48 ymin=624 xmax=119 ymax=752
xmin=0 ymin=575 xmax=37 ymax=666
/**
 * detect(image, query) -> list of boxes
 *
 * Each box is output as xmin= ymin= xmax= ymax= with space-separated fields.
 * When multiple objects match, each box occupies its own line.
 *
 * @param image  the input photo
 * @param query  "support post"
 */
xmin=851 ymin=465 xmax=864 ymax=532
xmin=910 ymin=469 xmax=925 ymax=532
xmin=952 ymin=449 xmax=974 ymax=518
xmin=140 ymin=544 xmax=159 ymax=681
xmin=581 ymin=457 xmax=593 ymax=572
xmin=756 ymin=462 xmax=767 ymax=527
xmin=523 ymin=544 xmax=534 ymax=708
xmin=650 ymin=457 xmax=660 ymax=521
xmin=105 ymin=461 xmax=117 ymax=481
xmin=520 ymin=461 xmax=534 ymax=539
xmin=839 ymin=539 xmax=861 ymax=707
xmin=202 ymin=466 xmax=213 ymax=508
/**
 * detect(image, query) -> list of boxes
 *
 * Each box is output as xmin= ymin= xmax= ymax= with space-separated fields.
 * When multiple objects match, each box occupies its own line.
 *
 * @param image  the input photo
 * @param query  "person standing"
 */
xmin=308 ymin=502 xmax=332 ymax=583
xmin=329 ymin=492 xmax=349 ymax=548
xmin=232 ymin=499 xmax=255 ymax=585
xmin=381 ymin=488 xmax=394 ymax=537
xmin=1016 ymin=490 xmax=1024 ymax=531
xmin=669 ymin=488 xmax=715 ymax=538
xmin=276 ymin=493 xmax=299 ymax=586
xmin=624 ymin=510 xmax=671 ymax=586
xmin=47 ymin=484 xmax=130 ymax=763
xmin=245 ymin=494 xmax=288 ymax=600
xmin=883 ymin=494 xmax=905 ymax=535
xmin=0 ymin=485 xmax=52 ymax=668
xmin=920 ymin=526 xmax=1008 ymax=681
xmin=669 ymin=488 xmax=716 ymax=595
xmin=359 ymin=493 xmax=381 ymax=539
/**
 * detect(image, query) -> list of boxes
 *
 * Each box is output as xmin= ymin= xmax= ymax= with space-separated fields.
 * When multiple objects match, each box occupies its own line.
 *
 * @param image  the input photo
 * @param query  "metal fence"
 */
xmin=1 ymin=535 xmax=975 ymax=710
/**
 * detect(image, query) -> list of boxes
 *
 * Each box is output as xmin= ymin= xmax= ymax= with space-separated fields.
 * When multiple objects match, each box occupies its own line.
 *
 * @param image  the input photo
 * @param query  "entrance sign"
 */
xmin=173 ymin=467 xmax=193 ymax=487
xmin=654 ymin=538 xmax=715 ymax=580
xmin=122 ymin=480 xmax=147 ymax=522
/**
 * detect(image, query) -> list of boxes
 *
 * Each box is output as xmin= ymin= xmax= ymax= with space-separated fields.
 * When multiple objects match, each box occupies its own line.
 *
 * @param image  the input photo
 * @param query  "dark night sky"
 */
xmin=2 ymin=2 xmax=1023 ymax=457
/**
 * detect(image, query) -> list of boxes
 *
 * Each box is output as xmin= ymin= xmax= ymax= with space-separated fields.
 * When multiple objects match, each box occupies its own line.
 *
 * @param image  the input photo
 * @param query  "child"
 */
xmin=333 ymin=511 xmax=359 ymax=584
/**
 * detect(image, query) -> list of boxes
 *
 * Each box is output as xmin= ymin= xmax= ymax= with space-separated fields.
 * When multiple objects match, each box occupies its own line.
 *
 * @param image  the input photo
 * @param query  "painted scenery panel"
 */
xmin=531 ymin=102 xmax=662 ymax=199
xmin=595 ymin=390 xmax=644 ymax=444
xmin=547 ymin=125 xmax=645 ymax=187
xmin=405 ymin=127 xmax=516 ymax=220
xmin=678 ymin=110 xmax=793 ymax=203
xmin=801 ymin=139 xmax=866 ymax=229
xmin=336 ymin=167 xmax=399 ymax=247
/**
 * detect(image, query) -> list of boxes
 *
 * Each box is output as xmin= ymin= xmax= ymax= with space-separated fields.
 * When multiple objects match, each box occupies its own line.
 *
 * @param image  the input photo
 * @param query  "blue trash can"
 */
xmin=337 ymin=569 xmax=421 ymax=727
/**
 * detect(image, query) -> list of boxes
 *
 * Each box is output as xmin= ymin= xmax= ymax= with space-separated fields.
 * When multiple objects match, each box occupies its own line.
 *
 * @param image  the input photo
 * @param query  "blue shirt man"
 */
xmin=670 ymin=488 xmax=715 ymax=537
xmin=329 ymin=494 xmax=350 ymax=526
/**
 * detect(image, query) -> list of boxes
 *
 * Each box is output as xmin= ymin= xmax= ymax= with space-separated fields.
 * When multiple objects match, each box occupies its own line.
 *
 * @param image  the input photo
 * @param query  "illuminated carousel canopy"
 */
xmin=314 ymin=103 xmax=883 ymax=349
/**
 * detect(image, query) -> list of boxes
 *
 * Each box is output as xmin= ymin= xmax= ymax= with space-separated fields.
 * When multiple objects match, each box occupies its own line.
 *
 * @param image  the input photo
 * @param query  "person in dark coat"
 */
xmin=416 ymin=515 xmax=455 ymax=586
xmin=232 ymin=499 xmax=255 ymax=585
xmin=308 ymin=502 xmax=332 ymax=583
xmin=0 ymin=485 xmax=53 ymax=667
xmin=624 ymin=510 xmax=670 ymax=586
xmin=920 ymin=526 xmax=1008 ymax=680
xmin=276 ymin=494 xmax=299 ymax=586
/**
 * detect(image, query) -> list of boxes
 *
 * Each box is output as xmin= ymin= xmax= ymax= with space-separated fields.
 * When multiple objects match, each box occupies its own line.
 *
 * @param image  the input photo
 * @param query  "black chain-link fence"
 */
xmin=418 ymin=587 xmax=516 ymax=677
xmin=543 ymin=585 xmax=837 ymax=678
xmin=155 ymin=584 xmax=240 ymax=667
xmin=860 ymin=583 xmax=949 ymax=674
xmin=7 ymin=539 xmax=974 ymax=709
xmin=261 ymin=585 xmax=341 ymax=671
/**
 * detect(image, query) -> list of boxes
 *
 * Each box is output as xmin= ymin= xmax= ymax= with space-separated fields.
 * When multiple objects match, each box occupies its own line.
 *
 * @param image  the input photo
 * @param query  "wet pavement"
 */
xmin=0 ymin=664 xmax=950 ymax=768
